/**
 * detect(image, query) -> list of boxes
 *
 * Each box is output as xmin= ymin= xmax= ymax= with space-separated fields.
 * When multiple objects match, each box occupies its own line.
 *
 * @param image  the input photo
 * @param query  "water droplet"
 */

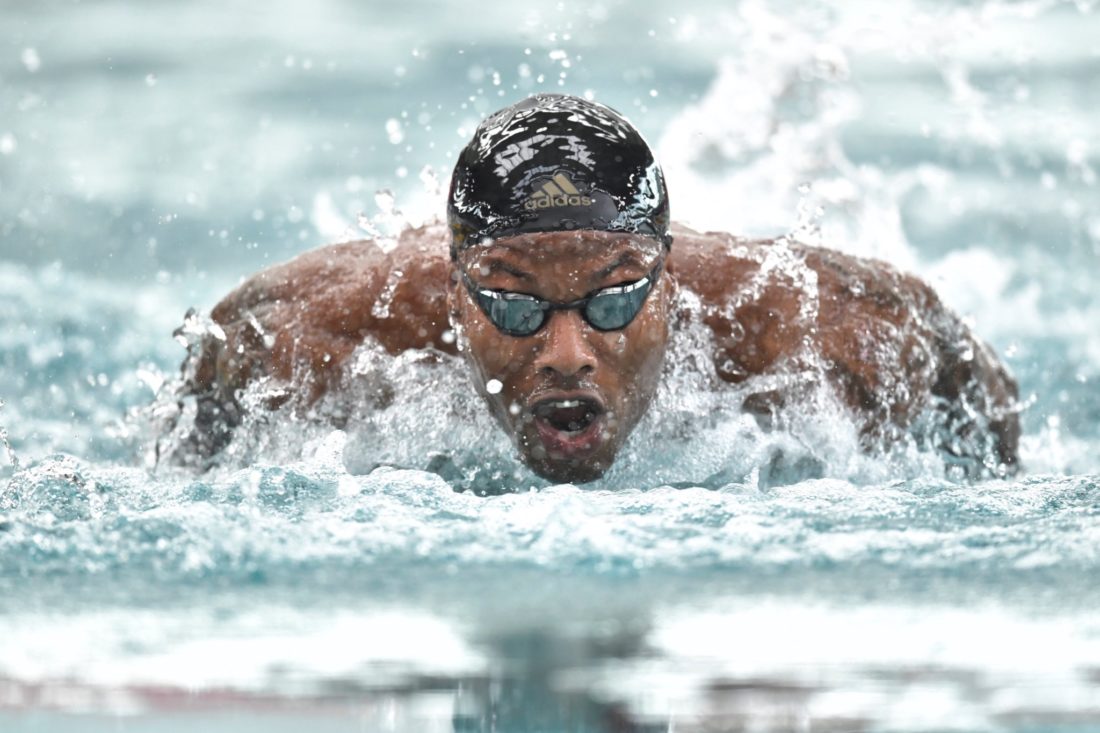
xmin=21 ymin=48 xmax=40 ymax=73
xmin=372 ymin=268 xmax=403 ymax=319
xmin=385 ymin=118 xmax=404 ymax=145
xmin=357 ymin=212 xmax=381 ymax=239
xmin=486 ymin=379 xmax=503 ymax=395
xmin=144 ymin=73 xmax=157 ymax=87
xmin=419 ymin=165 xmax=442 ymax=197
xmin=375 ymin=189 xmax=395 ymax=214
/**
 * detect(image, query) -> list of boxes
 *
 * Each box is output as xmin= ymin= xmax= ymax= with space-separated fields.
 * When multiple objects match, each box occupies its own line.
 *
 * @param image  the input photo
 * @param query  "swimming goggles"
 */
xmin=460 ymin=259 xmax=663 ymax=337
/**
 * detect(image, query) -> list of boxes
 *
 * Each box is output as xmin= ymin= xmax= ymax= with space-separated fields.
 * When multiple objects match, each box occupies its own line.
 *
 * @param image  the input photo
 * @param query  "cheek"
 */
xmin=617 ymin=301 xmax=669 ymax=368
xmin=459 ymin=308 xmax=534 ymax=389
xmin=599 ymin=305 xmax=669 ymax=407
xmin=629 ymin=321 xmax=668 ymax=384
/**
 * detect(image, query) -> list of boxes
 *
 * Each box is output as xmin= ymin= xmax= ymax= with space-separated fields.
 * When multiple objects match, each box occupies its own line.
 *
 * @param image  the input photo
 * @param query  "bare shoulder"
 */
xmin=667 ymin=224 xmax=809 ymax=379
xmin=667 ymin=223 xmax=1018 ymax=470
xmin=668 ymin=223 xmax=942 ymax=377
xmin=211 ymin=238 xmax=387 ymax=326
xmin=213 ymin=223 xmax=452 ymax=338
xmin=196 ymin=222 xmax=455 ymax=399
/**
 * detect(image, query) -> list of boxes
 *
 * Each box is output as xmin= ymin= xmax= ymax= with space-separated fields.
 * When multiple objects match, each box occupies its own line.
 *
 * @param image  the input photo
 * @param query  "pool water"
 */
xmin=2 ymin=0 xmax=1099 ymax=731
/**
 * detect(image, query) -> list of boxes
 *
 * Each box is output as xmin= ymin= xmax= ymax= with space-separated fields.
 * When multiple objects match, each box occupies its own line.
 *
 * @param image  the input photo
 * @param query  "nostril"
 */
xmin=529 ymin=309 xmax=600 ymax=378
xmin=539 ymin=362 xmax=593 ymax=376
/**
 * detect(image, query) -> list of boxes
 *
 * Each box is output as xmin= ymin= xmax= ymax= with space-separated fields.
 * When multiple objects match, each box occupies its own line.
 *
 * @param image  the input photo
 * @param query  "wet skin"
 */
xmin=179 ymin=222 xmax=1020 ymax=480
xmin=451 ymin=233 xmax=671 ymax=483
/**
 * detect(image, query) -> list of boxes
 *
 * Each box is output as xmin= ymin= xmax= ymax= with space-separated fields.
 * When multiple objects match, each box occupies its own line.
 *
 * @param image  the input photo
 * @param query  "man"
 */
xmin=172 ymin=94 xmax=1020 ymax=483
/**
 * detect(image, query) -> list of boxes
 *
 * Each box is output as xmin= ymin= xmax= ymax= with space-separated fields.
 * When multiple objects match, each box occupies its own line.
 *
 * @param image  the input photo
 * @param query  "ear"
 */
xmin=658 ymin=265 xmax=677 ymax=307
xmin=658 ymin=268 xmax=684 ymax=327
xmin=447 ymin=265 xmax=462 ymax=319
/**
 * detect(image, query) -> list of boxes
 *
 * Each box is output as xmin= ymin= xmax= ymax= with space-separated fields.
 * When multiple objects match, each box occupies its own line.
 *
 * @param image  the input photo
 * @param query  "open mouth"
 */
xmin=533 ymin=398 xmax=602 ymax=433
xmin=529 ymin=396 xmax=607 ymax=459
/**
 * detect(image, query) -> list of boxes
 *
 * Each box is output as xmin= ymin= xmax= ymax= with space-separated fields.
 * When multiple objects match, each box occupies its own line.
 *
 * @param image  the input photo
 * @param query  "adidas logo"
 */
xmin=524 ymin=173 xmax=594 ymax=210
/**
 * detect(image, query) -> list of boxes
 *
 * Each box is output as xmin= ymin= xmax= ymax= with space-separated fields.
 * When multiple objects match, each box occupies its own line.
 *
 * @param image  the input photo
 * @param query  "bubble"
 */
xmin=372 ymin=268 xmax=403 ymax=318
xmin=385 ymin=118 xmax=404 ymax=145
xmin=419 ymin=165 xmax=442 ymax=197
xmin=375 ymin=189 xmax=395 ymax=214
xmin=21 ymin=48 xmax=40 ymax=73
xmin=486 ymin=379 xmax=503 ymax=395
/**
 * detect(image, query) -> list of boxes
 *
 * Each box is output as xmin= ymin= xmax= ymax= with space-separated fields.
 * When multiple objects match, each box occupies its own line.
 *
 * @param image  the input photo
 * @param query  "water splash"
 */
xmin=356 ymin=189 xmax=411 ymax=254
xmin=151 ymin=276 xmax=991 ymax=495
xmin=0 ymin=399 xmax=19 ymax=474
xmin=370 ymin=267 xmax=404 ymax=319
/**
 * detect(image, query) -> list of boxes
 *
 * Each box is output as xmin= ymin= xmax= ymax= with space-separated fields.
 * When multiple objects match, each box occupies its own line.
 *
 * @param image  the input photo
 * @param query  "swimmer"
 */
xmin=173 ymin=94 xmax=1020 ymax=482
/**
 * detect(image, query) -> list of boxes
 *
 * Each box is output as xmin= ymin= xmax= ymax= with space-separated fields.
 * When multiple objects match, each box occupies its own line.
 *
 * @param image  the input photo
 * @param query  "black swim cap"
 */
xmin=447 ymin=94 xmax=671 ymax=258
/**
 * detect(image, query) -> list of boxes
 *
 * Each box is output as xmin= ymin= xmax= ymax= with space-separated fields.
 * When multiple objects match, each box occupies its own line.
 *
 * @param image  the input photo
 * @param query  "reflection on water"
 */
xmin=2 ymin=620 xmax=1099 ymax=732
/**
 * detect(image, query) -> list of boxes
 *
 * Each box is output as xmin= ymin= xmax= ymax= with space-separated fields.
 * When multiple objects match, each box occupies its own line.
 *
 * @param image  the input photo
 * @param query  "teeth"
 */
xmin=550 ymin=400 xmax=582 ymax=409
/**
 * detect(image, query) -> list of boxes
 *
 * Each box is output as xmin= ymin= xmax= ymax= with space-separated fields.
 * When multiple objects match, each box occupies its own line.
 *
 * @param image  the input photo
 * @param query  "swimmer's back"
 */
xmin=178 ymin=221 xmax=1018 ymax=473
xmin=200 ymin=224 xmax=456 ymax=403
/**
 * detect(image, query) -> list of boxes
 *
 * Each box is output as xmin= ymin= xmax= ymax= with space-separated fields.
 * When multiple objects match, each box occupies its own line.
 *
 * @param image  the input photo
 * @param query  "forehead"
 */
xmin=459 ymin=230 xmax=663 ymax=273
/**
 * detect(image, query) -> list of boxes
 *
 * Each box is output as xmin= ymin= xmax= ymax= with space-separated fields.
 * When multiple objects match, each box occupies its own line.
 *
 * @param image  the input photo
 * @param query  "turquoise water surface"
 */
xmin=2 ymin=0 xmax=1099 ymax=731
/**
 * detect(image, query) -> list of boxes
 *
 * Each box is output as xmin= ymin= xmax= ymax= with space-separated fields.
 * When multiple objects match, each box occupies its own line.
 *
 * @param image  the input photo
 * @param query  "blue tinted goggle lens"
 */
xmin=479 ymin=293 xmax=547 ymax=334
xmin=469 ymin=266 xmax=658 ymax=337
xmin=585 ymin=281 xmax=652 ymax=330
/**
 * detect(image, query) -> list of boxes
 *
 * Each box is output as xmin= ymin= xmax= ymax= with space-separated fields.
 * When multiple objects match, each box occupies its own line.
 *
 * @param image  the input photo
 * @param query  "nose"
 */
xmin=533 ymin=309 xmax=597 ymax=378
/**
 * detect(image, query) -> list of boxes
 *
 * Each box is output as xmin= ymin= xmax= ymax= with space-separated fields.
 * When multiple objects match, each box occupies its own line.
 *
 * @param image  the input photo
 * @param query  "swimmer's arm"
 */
xmin=172 ymin=241 xmax=386 ymax=459
xmin=810 ymin=254 xmax=1020 ymax=472
xmin=926 ymin=312 xmax=1021 ymax=472
xmin=682 ymin=236 xmax=1020 ymax=472
xmin=190 ymin=240 xmax=387 ymax=405
xmin=177 ymin=228 xmax=456 ymax=445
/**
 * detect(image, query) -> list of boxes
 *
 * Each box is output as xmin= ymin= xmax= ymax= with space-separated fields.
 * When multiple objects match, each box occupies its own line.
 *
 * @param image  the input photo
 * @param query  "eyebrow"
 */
xmin=594 ymin=250 xmax=649 ymax=281
xmin=477 ymin=259 xmax=534 ymax=281
xmin=470 ymin=247 xmax=653 ymax=285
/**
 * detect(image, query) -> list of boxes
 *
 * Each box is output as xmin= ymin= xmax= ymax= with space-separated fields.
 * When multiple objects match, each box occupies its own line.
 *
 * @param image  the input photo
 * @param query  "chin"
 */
xmin=526 ymin=456 xmax=613 ymax=484
xmin=509 ymin=405 xmax=625 ymax=484
xmin=519 ymin=436 xmax=618 ymax=484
